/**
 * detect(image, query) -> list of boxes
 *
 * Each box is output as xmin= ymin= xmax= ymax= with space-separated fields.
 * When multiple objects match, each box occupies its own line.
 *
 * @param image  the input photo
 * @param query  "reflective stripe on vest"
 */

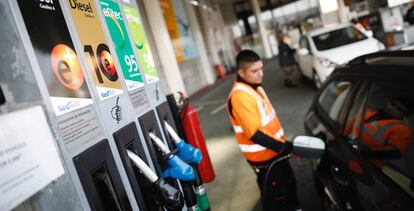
xmin=235 ymin=128 xmax=284 ymax=153
xmin=232 ymin=84 xmax=276 ymax=127
xmin=275 ymin=128 xmax=285 ymax=140
xmin=233 ymin=125 xmax=243 ymax=133
xmin=233 ymin=125 xmax=284 ymax=141
xmin=364 ymin=121 xmax=406 ymax=145
xmin=238 ymin=144 xmax=267 ymax=153
xmin=347 ymin=110 xmax=376 ymax=140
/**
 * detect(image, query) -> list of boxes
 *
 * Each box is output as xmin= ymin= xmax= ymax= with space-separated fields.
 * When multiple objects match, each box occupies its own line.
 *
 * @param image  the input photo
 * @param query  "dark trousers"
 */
xmin=255 ymin=159 xmax=299 ymax=211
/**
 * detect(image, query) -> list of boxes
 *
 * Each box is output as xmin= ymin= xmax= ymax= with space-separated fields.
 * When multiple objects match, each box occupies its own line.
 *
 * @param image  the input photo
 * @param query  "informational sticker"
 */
xmin=99 ymin=0 xmax=144 ymax=91
xmin=0 ymin=106 xmax=64 ymax=211
xmin=66 ymin=0 xmax=124 ymax=101
xmin=123 ymin=5 xmax=159 ymax=83
xmin=17 ymin=0 xmax=93 ymax=116
xmin=57 ymin=105 xmax=102 ymax=152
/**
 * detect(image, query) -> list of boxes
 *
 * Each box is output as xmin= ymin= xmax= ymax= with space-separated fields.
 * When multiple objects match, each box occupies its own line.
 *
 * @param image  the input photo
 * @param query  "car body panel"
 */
xmin=315 ymin=38 xmax=381 ymax=65
xmin=305 ymin=62 xmax=414 ymax=210
xmin=296 ymin=24 xmax=383 ymax=84
xmin=298 ymin=53 xmax=313 ymax=78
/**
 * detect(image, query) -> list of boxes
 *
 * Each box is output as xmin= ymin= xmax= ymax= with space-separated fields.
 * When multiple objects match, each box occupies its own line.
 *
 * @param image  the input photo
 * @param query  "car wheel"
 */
xmin=313 ymin=69 xmax=322 ymax=89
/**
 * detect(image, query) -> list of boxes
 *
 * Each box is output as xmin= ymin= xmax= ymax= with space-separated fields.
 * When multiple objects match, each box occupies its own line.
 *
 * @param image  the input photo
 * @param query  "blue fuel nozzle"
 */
xmin=163 ymin=121 xmax=202 ymax=164
xmin=162 ymin=155 xmax=195 ymax=181
xmin=176 ymin=139 xmax=202 ymax=164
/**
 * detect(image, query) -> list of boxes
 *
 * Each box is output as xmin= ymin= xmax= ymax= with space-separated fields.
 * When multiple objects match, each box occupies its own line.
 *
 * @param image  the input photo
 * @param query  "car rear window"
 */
xmin=312 ymin=26 xmax=367 ymax=51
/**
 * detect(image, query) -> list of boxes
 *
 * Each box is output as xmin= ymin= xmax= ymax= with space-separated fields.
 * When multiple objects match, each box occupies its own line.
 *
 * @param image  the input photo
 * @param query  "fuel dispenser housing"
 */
xmin=73 ymin=140 xmax=132 ymax=211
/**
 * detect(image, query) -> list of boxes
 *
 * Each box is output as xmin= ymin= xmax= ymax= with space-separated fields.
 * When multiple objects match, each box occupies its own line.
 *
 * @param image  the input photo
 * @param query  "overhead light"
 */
xmin=191 ymin=0 xmax=199 ymax=6
xmin=202 ymin=3 xmax=214 ymax=11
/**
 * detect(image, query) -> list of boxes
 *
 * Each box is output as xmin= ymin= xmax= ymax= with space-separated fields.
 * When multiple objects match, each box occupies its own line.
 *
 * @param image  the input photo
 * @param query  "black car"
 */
xmin=304 ymin=50 xmax=414 ymax=210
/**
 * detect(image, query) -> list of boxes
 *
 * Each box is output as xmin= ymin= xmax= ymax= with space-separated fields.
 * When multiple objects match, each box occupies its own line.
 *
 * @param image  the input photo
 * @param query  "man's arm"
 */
xmin=251 ymin=131 xmax=293 ymax=156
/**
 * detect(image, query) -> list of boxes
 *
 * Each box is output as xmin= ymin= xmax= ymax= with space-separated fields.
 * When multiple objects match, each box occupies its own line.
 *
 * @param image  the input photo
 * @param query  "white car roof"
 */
xmin=308 ymin=23 xmax=353 ymax=37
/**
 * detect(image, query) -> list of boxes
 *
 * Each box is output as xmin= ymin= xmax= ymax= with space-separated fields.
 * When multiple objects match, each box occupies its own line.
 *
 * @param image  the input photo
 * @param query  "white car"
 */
xmin=296 ymin=24 xmax=385 ymax=88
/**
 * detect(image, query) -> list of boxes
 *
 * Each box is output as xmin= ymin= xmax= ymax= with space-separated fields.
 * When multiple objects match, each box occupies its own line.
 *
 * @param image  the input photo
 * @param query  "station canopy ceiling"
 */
xmin=213 ymin=0 xmax=296 ymax=18
xmin=213 ymin=0 xmax=299 ymax=18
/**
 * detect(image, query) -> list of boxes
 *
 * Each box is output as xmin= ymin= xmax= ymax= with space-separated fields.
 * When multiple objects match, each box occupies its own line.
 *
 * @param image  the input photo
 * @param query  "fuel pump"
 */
xmin=127 ymin=150 xmax=184 ymax=210
xmin=147 ymin=132 xmax=201 ymax=210
xmin=164 ymin=121 xmax=211 ymax=211
xmin=148 ymin=132 xmax=195 ymax=181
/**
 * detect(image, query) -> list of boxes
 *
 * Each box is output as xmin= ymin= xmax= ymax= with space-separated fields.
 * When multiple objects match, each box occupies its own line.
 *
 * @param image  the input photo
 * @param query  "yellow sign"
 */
xmin=67 ymin=0 xmax=123 ymax=100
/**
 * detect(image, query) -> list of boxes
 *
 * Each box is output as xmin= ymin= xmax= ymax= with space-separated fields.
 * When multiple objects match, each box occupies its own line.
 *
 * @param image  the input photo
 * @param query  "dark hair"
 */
xmin=236 ymin=50 xmax=261 ymax=70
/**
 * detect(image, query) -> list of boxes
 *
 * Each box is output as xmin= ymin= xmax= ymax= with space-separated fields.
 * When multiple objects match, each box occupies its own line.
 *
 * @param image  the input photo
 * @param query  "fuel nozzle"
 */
xmin=148 ymin=132 xmax=195 ymax=181
xmin=126 ymin=150 xmax=184 ymax=210
xmin=164 ymin=121 xmax=202 ymax=164
xmin=152 ymin=178 xmax=184 ymax=210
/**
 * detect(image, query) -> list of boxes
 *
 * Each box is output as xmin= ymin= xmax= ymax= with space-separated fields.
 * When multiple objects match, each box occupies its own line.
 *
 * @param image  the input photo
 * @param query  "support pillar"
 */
xmin=319 ymin=0 xmax=340 ymax=25
xmin=338 ymin=0 xmax=350 ymax=24
xmin=185 ymin=2 xmax=215 ymax=84
xmin=199 ymin=0 xmax=221 ymax=68
xmin=142 ymin=0 xmax=187 ymax=95
xmin=250 ymin=0 xmax=273 ymax=59
xmin=216 ymin=5 xmax=236 ymax=67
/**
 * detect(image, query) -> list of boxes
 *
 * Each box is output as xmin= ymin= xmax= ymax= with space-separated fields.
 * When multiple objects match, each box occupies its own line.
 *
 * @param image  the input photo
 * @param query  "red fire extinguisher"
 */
xmin=179 ymin=93 xmax=215 ymax=183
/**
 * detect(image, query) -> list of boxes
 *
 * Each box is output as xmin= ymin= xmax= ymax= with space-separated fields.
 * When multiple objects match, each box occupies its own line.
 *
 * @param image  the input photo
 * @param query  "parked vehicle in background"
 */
xmin=296 ymin=24 xmax=385 ymax=88
xmin=304 ymin=51 xmax=414 ymax=210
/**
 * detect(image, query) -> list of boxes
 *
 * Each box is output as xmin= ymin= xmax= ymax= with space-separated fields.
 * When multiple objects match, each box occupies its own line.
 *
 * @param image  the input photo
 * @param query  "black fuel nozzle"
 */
xmin=127 ymin=150 xmax=184 ymax=210
xmin=152 ymin=178 xmax=184 ymax=210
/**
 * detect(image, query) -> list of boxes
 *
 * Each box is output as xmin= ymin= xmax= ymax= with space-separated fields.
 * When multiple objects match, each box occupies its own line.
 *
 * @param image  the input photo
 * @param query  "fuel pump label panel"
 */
xmin=17 ymin=0 xmax=93 ymax=116
xmin=99 ymin=0 xmax=150 ymax=112
xmin=0 ymin=106 xmax=64 ymax=211
xmin=57 ymin=105 xmax=102 ymax=153
xmin=99 ymin=0 xmax=144 ymax=91
xmin=123 ymin=6 xmax=159 ymax=84
xmin=66 ymin=0 xmax=124 ymax=101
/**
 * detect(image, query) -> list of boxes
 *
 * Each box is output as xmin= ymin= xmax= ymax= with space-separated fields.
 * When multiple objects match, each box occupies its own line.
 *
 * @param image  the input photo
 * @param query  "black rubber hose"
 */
xmin=262 ymin=155 xmax=290 ymax=211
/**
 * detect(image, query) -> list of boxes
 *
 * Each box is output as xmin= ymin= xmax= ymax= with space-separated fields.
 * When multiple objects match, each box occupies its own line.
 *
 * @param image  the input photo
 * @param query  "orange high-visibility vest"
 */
xmin=226 ymin=81 xmax=286 ymax=165
xmin=345 ymin=109 xmax=413 ymax=167
xmin=362 ymin=111 xmax=413 ymax=154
